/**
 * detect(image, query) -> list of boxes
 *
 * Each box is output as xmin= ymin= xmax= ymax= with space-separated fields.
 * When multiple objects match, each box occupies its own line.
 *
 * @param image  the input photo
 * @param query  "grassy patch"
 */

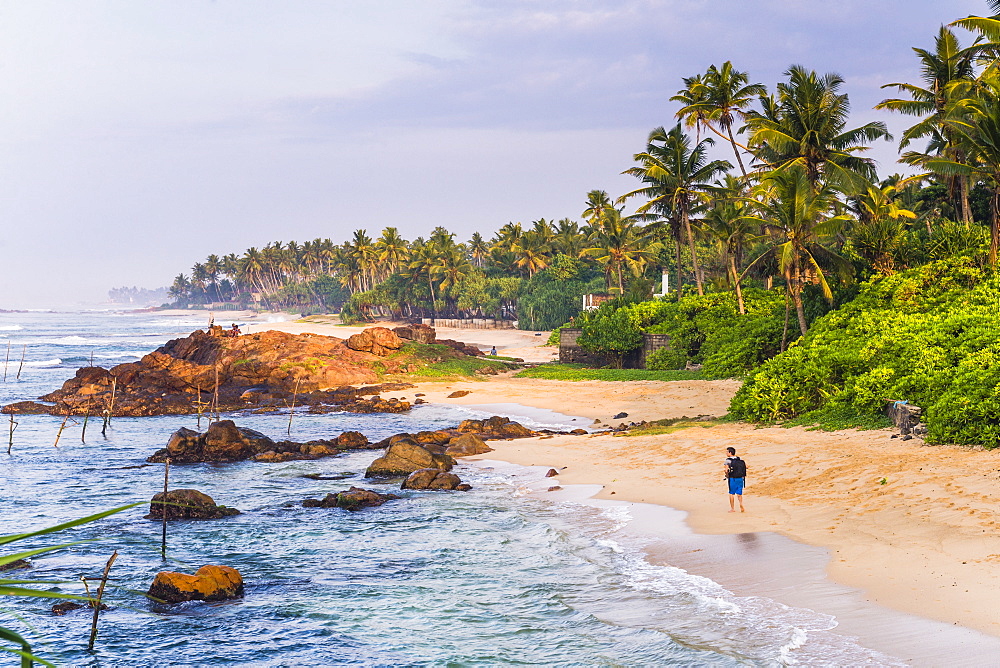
xmin=514 ymin=363 xmax=704 ymax=382
xmin=387 ymin=342 xmax=515 ymax=379
xmin=619 ymin=417 xmax=724 ymax=437
xmin=780 ymin=405 xmax=893 ymax=432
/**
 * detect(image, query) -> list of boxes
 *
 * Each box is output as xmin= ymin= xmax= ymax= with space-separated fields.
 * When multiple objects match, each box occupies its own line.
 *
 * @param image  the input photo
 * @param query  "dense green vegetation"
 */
xmin=161 ymin=4 xmax=1000 ymax=447
xmin=514 ymin=364 xmax=703 ymax=382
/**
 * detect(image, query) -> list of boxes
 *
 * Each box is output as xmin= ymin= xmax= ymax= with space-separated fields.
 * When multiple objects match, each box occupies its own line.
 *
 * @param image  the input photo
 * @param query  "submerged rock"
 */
xmin=147 ymin=565 xmax=244 ymax=604
xmin=302 ymin=487 xmax=399 ymax=510
xmin=401 ymin=469 xmax=472 ymax=491
xmin=0 ymin=559 xmax=30 ymax=572
xmin=145 ymin=489 xmax=240 ymax=520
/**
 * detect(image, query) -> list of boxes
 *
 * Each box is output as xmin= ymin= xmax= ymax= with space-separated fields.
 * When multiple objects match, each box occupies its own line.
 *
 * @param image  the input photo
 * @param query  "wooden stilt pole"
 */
xmin=15 ymin=345 xmax=25 ymax=380
xmin=87 ymin=550 xmax=118 ymax=651
xmin=160 ymin=459 xmax=170 ymax=560
xmin=7 ymin=413 xmax=16 ymax=455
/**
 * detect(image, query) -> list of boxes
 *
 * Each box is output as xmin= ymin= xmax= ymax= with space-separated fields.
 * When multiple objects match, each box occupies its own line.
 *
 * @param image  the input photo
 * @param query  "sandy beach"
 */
xmin=181 ymin=313 xmax=1000 ymax=644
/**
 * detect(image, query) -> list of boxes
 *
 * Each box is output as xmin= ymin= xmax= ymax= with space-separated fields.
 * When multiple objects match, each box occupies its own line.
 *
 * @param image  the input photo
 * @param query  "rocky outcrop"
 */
xmin=401 ymin=469 xmax=472 ymax=491
xmin=456 ymin=416 xmax=535 ymax=439
xmin=444 ymin=433 xmax=492 ymax=457
xmin=345 ymin=327 xmax=404 ymax=357
xmin=145 ymin=489 xmax=240 ymax=520
xmin=148 ymin=422 xmax=373 ymax=464
xmin=393 ymin=324 xmax=436 ymax=344
xmin=365 ymin=441 xmax=455 ymax=477
xmin=0 ymin=559 xmax=30 ymax=572
xmin=302 ymin=487 xmax=399 ymax=510
xmin=12 ymin=328 xmax=419 ymax=417
xmin=435 ymin=339 xmax=484 ymax=356
xmin=148 ymin=420 xmax=275 ymax=463
xmin=147 ymin=565 xmax=244 ymax=604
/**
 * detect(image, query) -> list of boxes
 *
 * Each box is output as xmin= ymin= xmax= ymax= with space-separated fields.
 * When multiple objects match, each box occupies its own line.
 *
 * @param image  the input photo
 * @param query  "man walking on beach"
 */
xmin=724 ymin=447 xmax=746 ymax=513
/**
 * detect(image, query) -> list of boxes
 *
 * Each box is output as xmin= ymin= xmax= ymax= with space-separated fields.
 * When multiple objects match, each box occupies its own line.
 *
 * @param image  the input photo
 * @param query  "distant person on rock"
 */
xmin=724 ymin=446 xmax=746 ymax=513
xmin=490 ymin=346 xmax=497 ymax=356
xmin=230 ymin=323 xmax=241 ymax=338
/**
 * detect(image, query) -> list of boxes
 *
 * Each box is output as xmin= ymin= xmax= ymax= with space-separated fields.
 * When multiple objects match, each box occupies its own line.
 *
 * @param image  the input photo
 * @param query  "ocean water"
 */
xmin=0 ymin=310 xmax=904 ymax=667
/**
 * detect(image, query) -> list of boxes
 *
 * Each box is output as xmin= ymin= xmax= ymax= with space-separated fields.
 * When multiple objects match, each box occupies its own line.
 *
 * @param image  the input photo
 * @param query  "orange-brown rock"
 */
xmin=147 ymin=565 xmax=244 ymax=604
xmin=302 ymin=487 xmax=399 ymax=510
xmin=345 ymin=327 xmax=404 ymax=357
xmin=365 ymin=441 xmax=455 ymax=477
xmin=400 ymin=469 xmax=471 ymax=491
xmin=445 ymin=433 xmax=492 ymax=457
xmin=393 ymin=324 xmax=436 ymax=344
xmin=18 ymin=329 xmax=413 ymax=416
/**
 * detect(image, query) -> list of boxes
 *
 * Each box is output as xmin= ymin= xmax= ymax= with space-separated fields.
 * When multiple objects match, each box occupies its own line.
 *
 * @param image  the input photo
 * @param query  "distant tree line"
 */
xmin=167 ymin=3 xmax=1000 ymax=332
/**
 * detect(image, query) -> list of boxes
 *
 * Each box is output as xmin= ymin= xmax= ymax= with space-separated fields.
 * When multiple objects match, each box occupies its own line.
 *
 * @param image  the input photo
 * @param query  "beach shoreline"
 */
xmin=211 ymin=317 xmax=1000 ymax=648
xmin=371 ymin=376 xmax=1000 ymax=644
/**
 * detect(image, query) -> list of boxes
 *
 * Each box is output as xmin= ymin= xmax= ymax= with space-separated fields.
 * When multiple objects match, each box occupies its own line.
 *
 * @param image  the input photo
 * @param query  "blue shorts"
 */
xmin=728 ymin=477 xmax=745 ymax=495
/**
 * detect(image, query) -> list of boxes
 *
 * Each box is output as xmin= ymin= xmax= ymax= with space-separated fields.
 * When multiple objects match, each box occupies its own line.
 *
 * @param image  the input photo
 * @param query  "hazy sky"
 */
xmin=0 ymin=0 xmax=990 ymax=307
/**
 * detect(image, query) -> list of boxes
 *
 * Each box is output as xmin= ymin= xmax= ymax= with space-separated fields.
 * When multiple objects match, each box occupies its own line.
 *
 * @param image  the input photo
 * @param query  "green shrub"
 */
xmin=730 ymin=258 xmax=1000 ymax=446
xmin=645 ymin=347 xmax=686 ymax=370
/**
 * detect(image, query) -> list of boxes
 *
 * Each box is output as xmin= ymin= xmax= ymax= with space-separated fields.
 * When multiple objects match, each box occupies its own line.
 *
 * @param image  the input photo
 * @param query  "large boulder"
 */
xmin=145 ymin=489 xmax=240 ymax=520
xmin=401 ymin=469 xmax=472 ymax=491
xmin=302 ymin=486 xmax=399 ymax=511
xmin=393 ymin=324 xmax=436 ymax=344
xmin=346 ymin=327 xmax=404 ymax=357
xmin=456 ymin=416 xmax=536 ymax=439
xmin=149 ymin=420 xmax=275 ymax=463
xmin=445 ymin=433 xmax=492 ymax=457
xmin=365 ymin=441 xmax=454 ymax=477
xmin=147 ymin=565 xmax=244 ymax=604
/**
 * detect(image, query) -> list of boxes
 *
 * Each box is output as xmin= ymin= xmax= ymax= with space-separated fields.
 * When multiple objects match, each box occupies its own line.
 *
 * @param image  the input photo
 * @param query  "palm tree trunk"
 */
xmin=780 ymin=288 xmax=791 ymax=352
xmin=727 ymin=126 xmax=748 ymax=177
xmin=990 ymin=186 xmax=999 ymax=267
xmin=960 ymin=175 xmax=973 ymax=227
xmin=730 ymin=256 xmax=745 ymax=315
xmin=674 ymin=239 xmax=684 ymax=301
xmin=682 ymin=210 xmax=704 ymax=295
xmin=791 ymin=257 xmax=808 ymax=336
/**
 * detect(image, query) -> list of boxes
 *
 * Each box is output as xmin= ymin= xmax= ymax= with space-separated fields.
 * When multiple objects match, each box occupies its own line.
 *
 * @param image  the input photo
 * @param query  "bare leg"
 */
xmin=729 ymin=494 xmax=736 ymax=512
xmin=737 ymin=494 xmax=745 ymax=512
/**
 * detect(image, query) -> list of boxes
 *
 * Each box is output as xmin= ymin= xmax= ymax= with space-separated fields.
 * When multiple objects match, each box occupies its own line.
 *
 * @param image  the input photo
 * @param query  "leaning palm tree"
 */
xmin=745 ymin=65 xmax=891 ymax=192
xmin=745 ymin=166 xmax=853 ymax=336
xmin=673 ymin=61 xmax=766 ymax=175
xmin=876 ymin=26 xmax=979 ymax=223
xmin=620 ymin=123 xmax=731 ymax=297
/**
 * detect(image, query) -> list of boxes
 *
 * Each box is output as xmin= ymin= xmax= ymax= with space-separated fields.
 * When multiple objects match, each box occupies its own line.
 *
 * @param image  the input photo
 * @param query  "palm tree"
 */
xmin=582 ymin=207 xmax=660 ymax=294
xmin=468 ymin=232 xmax=489 ymax=267
xmin=511 ymin=229 xmax=552 ymax=277
xmin=926 ymin=71 xmax=1000 ymax=264
xmin=620 ymin=123 xmax=732 ymax=296
xmin=375 ymin=227 xmax=409 ymax=278
xmin=582 ymin=190 xmax=614 ymax=229
xmin=673 ymin=61 xmax=766 ymax=175
xmin=553 ymin=218 xmax=586 ymax=257
xmin=876 ymin=27 xmax=979 ymax=223
xmin=745 ymin=166 xmax=853 ymax=335
xmin=745 ymin=65 xmax=891 ymax=192
xmin=702 ymin=175 xmax=759 ymax=313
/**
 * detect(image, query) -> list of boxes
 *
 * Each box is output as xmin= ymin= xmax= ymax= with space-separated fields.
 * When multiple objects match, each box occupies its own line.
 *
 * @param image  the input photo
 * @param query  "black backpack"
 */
xmin=727 ymin=457 xmax=746 ymax=478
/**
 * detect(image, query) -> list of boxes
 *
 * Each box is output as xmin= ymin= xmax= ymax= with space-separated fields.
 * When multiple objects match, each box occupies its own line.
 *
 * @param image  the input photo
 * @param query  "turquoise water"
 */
xmin=0 ymin=311 xmax=902 ymax=666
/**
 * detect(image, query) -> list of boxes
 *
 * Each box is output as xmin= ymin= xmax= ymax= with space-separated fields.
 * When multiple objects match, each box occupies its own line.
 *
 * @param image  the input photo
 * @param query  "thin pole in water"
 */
xmin=3 ymin=341 xmax=9 ymax=382
xmin=87 ymin=550 xmax=118 ymax=652
xmin=287 ymin=378 xmax=300 ymax=436
xmin=15 ymin=345 xmax=25 ymax=381
xmin=81 ymin=400 xmax=91 ymax=443
xmin=7 ymin=413 xmax=17 ymax=455
xmin=212 ymin=363 xmax=220 ymax=422
xmin=160 ymin=458 xmax=170 ymax=560
xmin=54 ymin=412 xmax=71 ymax=448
